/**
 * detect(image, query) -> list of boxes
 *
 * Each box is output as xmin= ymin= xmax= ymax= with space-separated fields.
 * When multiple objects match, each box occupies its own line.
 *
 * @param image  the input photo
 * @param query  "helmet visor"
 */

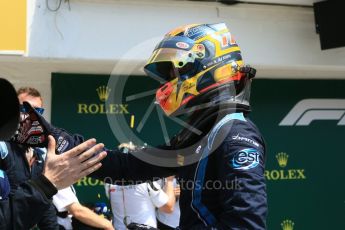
xmin=144 ymin=48 xmax=196 ymax=82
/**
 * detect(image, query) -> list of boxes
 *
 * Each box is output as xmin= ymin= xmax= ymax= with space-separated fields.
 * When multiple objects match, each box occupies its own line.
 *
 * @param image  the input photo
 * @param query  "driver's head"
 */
xmin=144 ymin=23 xmax=255 ymax=117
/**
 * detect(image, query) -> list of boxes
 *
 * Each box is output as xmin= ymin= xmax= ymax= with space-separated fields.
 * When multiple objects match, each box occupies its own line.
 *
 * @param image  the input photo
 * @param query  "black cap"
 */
xmin=0 ymin=78 xmax=19 ymax=140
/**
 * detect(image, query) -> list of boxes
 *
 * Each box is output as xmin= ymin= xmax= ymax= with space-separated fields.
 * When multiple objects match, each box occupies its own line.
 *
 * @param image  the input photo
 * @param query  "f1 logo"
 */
xmin=279 ymin=99 xmax=345 ymax=126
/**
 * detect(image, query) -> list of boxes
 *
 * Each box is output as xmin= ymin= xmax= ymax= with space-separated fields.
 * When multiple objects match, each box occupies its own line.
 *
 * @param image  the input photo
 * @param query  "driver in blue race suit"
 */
xmin=14 ymin=23 xmax=267 ymax=230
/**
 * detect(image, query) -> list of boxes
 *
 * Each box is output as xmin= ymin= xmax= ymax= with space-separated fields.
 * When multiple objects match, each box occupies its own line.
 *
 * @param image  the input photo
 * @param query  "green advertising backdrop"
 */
xmin=52 ymin=74 xmax=345 ymax=230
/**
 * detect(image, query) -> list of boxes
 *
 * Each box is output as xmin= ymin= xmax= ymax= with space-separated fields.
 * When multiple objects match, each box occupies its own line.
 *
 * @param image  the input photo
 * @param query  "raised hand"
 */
xmin=43 ymin=136 xmax=107 ymax=189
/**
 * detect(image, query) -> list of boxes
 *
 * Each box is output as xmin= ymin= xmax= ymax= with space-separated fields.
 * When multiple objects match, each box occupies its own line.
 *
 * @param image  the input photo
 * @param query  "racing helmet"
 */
xmin=144 ymin=23 xmax=256 ymax=116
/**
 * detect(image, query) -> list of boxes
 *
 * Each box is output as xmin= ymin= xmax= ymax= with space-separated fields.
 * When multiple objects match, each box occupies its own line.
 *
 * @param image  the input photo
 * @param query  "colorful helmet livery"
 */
xmin=144 ymin=23 xmax=256 ymax=116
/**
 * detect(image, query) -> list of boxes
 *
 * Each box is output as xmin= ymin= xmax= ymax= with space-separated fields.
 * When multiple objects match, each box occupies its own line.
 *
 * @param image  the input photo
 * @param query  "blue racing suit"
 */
xmin=50 ymin=109 xmax=267 ymax=230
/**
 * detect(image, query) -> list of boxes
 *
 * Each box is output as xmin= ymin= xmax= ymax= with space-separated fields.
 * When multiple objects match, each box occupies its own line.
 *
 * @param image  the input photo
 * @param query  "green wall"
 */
xmin=52 ymin=74 xmax=345 ymax=229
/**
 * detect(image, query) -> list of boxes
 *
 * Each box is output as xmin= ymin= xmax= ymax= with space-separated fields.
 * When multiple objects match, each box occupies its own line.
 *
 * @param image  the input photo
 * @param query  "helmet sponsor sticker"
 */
xmin=192 ymin=44 xmax=205 ymax=58
xmin=185 ymin=25 xmax=204 ymax=38
xmin=232 ymin=148 xmax=260 ymax=170
xmin=229 ymin=33 xmax=236 ymax=45
xmin=221 ymin=34 xmax=229 ymax=48
xmin=176 ymin=42 xmax=190 ymax=49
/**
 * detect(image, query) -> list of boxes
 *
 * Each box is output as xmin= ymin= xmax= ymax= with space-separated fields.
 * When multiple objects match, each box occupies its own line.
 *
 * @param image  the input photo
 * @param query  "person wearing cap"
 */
xmin=0 ymin=87 xmax=106 ymax=230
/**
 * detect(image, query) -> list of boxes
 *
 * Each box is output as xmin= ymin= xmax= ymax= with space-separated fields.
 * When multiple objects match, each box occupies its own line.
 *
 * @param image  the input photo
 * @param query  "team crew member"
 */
xmin=156 ymin=177 xmax=180 ymax=230
xmin=105 ymin=143 xmax=175 ymax=230
xmin=15 ymin=23 xmax=267 ymax=229
xmin=53 ymin=186 xmax=114 ymax=230
xmin=0 ymin=88 xmax=106 ymax=230
xmin=2 ymin=88 xmax=59 ymax=229
xmin=105 ymin=176 xmax=175 ymax=230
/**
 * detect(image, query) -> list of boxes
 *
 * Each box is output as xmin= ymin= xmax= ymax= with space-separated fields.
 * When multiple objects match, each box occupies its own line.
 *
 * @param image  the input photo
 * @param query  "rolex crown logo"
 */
xmin=276 ymin=152 xmax=289 ymax=168
xmin=281 ymin=219 xmax=294 ymax=230
xmin=96 ymin=86 xmax=111 ymax=102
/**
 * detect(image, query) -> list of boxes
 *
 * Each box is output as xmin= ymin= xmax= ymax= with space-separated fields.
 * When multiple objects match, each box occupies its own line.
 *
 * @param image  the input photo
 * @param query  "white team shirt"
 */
xmin=53 ymin=186 xmax=79 ymax=230
xmin=105 ymin=181 xmax=168 ymax=230
xmin=156 ymin=179 xmax=181 ymax=228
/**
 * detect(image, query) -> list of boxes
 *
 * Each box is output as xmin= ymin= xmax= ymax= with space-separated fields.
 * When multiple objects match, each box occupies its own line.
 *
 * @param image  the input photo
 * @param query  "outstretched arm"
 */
xmin=68 ymin=202 xmax=114 ymax=230
xmin=158 ymin=176 xmax=176 ymax=213
xmin=91 ymin=147 xmax=176 ymax=183
xmin=11 ymin=101 xmax=176 ymax=183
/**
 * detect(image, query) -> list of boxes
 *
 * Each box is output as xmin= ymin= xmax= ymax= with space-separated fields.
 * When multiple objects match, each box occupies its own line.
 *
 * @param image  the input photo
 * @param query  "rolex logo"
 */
xmin=281 ymin=219 xmax=294 ymax=230
xmin=77 ymin=86 xmax=128 ymax=115
xmin=264 ymin=152 xmax=306 ymax=180
xmin=276 ymin=152 xmax=289 ymax=168
xmin=96 ymin=86 xmax=111 ymax=102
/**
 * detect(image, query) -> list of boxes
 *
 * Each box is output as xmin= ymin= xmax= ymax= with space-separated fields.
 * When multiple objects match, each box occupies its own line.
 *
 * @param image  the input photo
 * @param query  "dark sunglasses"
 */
xmin=19 ymin=104 xmax=45 ymax=115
